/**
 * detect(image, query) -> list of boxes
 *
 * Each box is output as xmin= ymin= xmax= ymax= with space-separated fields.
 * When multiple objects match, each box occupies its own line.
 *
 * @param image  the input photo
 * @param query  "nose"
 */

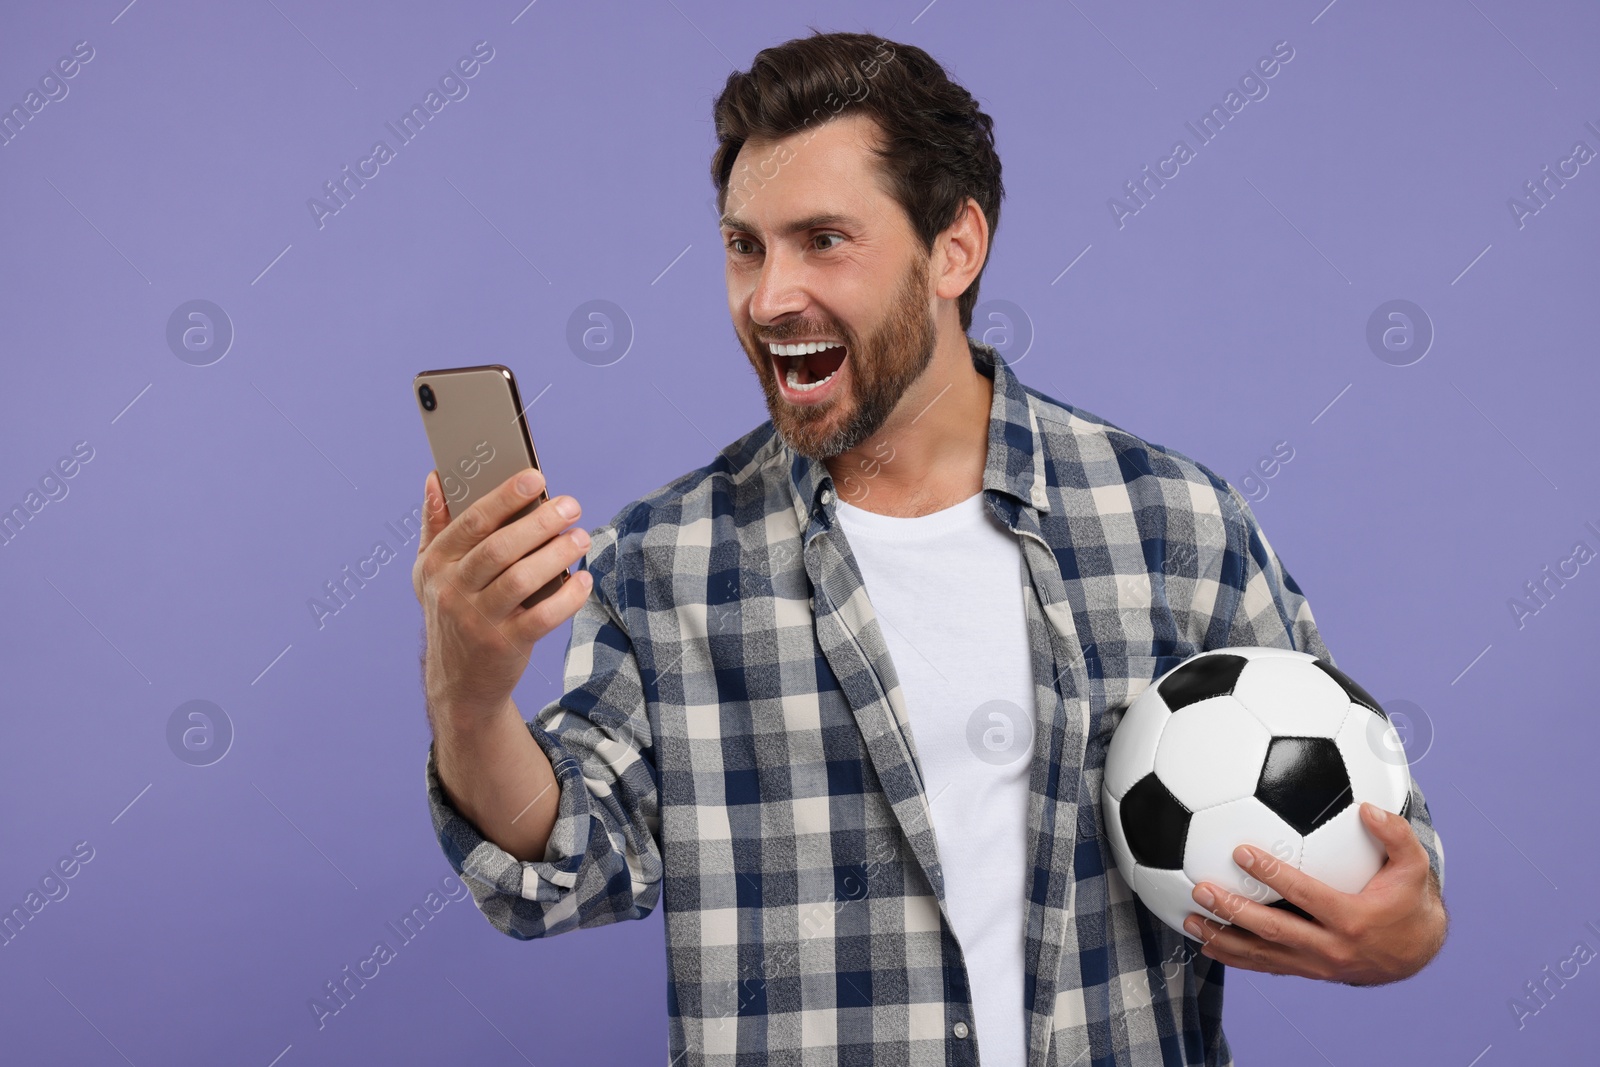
xmin=748 ymin=245 xmax=809 ymax=327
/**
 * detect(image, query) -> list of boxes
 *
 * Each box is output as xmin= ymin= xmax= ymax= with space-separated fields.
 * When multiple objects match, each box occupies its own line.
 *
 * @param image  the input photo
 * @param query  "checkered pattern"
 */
xmin=426 ymin=339 xmax=1444 ymax=1067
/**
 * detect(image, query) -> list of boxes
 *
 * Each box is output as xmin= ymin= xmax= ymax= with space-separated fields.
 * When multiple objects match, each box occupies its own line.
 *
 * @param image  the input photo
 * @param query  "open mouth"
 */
xmin=769 ymin=342 xmax=848 ymax=397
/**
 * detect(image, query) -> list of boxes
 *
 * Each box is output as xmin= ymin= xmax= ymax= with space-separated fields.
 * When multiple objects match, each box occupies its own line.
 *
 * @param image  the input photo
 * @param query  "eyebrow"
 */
xmin=719 ymin=211 xmax=861 ymax=237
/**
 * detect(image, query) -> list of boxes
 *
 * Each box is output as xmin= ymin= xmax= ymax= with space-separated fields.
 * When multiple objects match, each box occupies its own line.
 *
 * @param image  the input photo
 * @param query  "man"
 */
xmin=413 ymin=30 xmax=1446 ymax=1067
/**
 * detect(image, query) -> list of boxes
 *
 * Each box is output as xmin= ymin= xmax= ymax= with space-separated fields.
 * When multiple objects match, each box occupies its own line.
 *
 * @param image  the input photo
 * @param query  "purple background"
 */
xmin=2 ymin=1 xmax=1596 ymax=1063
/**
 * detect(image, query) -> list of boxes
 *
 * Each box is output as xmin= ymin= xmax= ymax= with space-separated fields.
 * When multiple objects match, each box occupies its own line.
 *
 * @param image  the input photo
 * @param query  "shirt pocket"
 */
xmin=1086 ymin=645 xmax=1164 ymax=707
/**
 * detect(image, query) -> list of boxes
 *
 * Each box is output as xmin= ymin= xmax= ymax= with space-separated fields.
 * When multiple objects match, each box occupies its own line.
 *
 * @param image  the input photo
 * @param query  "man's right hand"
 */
xmin=413 ymin=466 xmax=594 ymax=864
xmin=412 ymin=466 xmax=593 ymax=727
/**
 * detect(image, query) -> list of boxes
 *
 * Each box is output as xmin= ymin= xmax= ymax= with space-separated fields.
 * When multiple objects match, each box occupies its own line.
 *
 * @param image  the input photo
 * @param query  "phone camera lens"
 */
xmin=418 ymin=384 xmax=436 ymax=411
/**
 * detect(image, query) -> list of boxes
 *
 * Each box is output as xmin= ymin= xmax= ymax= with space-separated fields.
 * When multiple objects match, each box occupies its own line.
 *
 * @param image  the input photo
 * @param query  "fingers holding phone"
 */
xmin=463 ymin=487 xmax=592 ymax=622
xmin=427 ymin=465 xmax=592 ymax=616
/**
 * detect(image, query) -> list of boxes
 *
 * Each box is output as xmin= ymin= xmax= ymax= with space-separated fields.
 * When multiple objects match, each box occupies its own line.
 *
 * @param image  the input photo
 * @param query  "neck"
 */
xmin=823 ymin=331 xmax=993 ymax=518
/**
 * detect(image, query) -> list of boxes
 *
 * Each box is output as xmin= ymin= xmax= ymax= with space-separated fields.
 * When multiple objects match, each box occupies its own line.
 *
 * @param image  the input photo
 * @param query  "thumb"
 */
xmin=1362 ymin=801 xmax=1427 ymax=872
xmin=417 ymin=470 xmax=451 ymax=555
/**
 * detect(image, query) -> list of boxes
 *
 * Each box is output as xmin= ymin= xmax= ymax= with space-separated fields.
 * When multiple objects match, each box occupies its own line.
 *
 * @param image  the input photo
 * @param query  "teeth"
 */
xmin=786 ymin=365 xmax=838 ymax=392
xmin=768 ymin=341 xmax=844 ymax=357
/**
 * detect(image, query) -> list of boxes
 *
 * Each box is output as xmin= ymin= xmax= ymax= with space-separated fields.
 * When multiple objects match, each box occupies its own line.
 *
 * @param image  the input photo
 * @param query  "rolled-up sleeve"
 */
xmin=424 ymin=520 xmax=663 ymax=939
xmin=1209 ymin=480 xmax=1444 ymax=894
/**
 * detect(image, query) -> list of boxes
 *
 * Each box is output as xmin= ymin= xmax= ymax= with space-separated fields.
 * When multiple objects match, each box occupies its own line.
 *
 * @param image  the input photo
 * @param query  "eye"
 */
xmin=813 ymin=233 xmax=844 ymax=251
xmin=726 ymin=237 xmax=757 ymax=255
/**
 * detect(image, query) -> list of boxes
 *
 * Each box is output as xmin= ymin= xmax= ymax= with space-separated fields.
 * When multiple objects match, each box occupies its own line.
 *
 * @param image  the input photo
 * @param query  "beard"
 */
xmin=740 ymin=249 xmax=938 ymax=461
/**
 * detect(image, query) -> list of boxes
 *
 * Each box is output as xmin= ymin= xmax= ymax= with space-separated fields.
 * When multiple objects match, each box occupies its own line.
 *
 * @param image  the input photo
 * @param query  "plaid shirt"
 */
xmin=426 ymin=338 xmax=1444 ymax=1066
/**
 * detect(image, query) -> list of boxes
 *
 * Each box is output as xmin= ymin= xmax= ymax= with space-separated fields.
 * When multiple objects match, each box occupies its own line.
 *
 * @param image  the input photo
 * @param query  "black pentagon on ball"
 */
xmin=1254 ymin=736 xmax=1352 ymax=836
xmin=1313 ymin=659 xmax=1388 ymax=721
xmin=1120 ymin=773 xmax=1191 ymax=870
xmin=1157 ymin=653 xmax=1247 ymax=711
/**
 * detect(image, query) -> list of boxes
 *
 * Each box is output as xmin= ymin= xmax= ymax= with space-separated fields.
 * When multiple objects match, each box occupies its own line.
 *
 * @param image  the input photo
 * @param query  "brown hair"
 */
xmin=710 ymin=30 xmax=1004 ymax=333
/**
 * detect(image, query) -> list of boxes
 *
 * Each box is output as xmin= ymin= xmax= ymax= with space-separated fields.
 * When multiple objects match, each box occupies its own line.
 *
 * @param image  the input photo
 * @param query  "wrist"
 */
xmin=431 ymin=692 xmax=518 ymax=735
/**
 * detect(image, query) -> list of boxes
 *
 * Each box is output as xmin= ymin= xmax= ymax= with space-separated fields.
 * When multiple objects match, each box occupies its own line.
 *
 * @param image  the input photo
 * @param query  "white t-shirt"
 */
xmin=834 ymin=489 xmax=1035 ymax=1064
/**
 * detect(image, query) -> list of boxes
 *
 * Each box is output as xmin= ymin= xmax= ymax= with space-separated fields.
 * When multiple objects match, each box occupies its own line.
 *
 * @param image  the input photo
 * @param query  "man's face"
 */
xmin=721 ymin=112 xmax=938 ymax=460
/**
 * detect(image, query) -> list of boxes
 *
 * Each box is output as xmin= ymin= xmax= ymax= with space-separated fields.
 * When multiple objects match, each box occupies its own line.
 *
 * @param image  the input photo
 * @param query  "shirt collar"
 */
xmin=784 ymin=335 xmax=1051 ymax=532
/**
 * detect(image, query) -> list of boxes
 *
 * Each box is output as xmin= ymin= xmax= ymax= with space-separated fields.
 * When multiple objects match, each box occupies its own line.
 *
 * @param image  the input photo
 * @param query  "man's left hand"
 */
xmin=1183 ymin=801 xmax=1447 ymax=985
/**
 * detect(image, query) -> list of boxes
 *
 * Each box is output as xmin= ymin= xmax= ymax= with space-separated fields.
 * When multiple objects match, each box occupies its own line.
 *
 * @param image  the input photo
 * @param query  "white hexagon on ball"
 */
xmin=1299 ymin=802 xmax=1389 ymax=895
xmin=1153 ymin=696 xmax=1270 ymax=811
xmin=1230 ymin=655 xmax=1350 ymax=737
xmin=1335 ymin=706 xmax=1411 ymax=815
xmin=1184 ymin=798 xmax=1302 ymax=905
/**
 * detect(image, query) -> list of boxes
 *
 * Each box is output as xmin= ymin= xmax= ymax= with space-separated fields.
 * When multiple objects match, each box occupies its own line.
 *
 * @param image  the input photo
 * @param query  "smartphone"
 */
xmin=413 ymin=364 xmax=569 ymax=610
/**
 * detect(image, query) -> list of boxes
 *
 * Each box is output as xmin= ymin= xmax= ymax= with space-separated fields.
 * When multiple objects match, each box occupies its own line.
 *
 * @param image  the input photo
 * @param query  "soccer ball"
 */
xmin=1102 ymin=646 xmax=1413 ymax=937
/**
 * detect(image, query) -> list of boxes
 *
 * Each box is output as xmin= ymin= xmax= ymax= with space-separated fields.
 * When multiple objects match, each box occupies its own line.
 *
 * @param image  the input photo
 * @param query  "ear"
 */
xmin=932 ymin=197 xmax=989 ymax=303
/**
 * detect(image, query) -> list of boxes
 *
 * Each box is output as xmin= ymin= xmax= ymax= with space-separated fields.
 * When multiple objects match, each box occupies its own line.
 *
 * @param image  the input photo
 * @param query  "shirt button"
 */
xmin=952 ymin=1022 xmax=969 ymax=1039
xmin=821 ymin=488 xmax=834 ymax=505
